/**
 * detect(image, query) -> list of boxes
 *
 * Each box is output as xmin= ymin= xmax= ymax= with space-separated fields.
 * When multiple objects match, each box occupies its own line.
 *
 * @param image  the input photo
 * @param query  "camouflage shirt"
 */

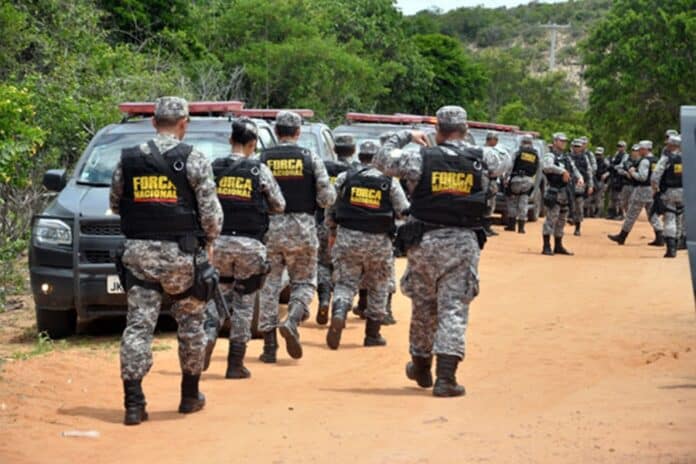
xmin=110 ymin=132 xmax=223 ymax=243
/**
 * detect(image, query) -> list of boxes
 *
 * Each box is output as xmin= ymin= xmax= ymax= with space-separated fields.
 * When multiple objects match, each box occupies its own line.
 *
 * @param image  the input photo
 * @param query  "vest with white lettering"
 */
xmin=261 ymin=145 xmax=316 ymax=214
xmin=410 ymin=144 xmax=487 ymax=228
xmin=661 ymin=152 xmax=683 ymax=190
xmin=119 ymin=143 xmax=203 ymax=240
xmin=336 ymin=167 xmax=394 ymax=234
xmin=213 ymin=156 xmax=269 ymax=241
xmin=512 ymin=147 xmax=539 ymax=177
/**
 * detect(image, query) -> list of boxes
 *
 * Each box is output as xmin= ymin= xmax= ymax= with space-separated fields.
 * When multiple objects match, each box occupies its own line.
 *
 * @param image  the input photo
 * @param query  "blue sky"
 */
xmin=396 ymin=0 xmax=566 ymax=15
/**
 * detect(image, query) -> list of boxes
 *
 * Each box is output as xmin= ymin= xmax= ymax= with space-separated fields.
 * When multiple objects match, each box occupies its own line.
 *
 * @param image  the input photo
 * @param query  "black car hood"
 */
xmin=42 ymin=181 xmax=113 ymax=219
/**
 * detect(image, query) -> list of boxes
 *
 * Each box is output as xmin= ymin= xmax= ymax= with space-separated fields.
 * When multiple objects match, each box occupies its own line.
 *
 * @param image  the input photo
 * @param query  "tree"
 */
xmin=582 ymin=0 xmax=696 ymax=144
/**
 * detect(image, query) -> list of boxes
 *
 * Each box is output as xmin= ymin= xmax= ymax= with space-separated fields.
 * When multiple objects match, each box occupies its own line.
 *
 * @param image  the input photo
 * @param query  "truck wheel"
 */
xmin=36 ymin=308 xmax=76 ymax=339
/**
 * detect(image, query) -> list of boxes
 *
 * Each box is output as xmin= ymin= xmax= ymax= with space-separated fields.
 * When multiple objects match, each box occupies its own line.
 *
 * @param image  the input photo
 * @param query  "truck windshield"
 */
xmin=77 ymin=133 xmax=231 ymax=185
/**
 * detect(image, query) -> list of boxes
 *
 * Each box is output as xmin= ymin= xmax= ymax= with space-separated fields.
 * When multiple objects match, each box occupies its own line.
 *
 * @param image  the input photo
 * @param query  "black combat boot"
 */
xmin=648 ymin=230 xmax=665 ymax=246
xmin=178 ymin=373 xmax=205 ymax=414
xmin=382 ymin=293 xmax=396 ymax=326
xmin=352 ymin=289 xmax=367 ymax=319
xmin=364 ymin=318 xmax=387 ymax=347
xmin=664 ymin=238 xmax=677 ymax=258
xmin=678 ymin=235 xmax=687 ymax=250
xmin=608 ymin=229 xmax=628 ymax=245
xmin=225 ymin=341 xmax=250 ymax=379
xmin=542 ymin=235 xmax=553 ymax=256
xmin=316 ymin=283 xmax=331 ymax=325
xmin=517 ymin=220 xmax=526 ymax=234
xmin=327 ymin=300 xmax=351 ymax=350
xmin=432 ymin=355 xmax=466 ymax=397
xmin=278 ymin=305 xmax=303 ymax=359
xmin=259 ymin=329 xmax=278 ymax=363
xmin=504 ymin=217 xmax=516 ymax=231
xmin=123 ymin=379 xmax=148 ymax=426
xmin=574 ymin=223 xmax=581 ymax=236
xmin=405 ymin=355 xmax=433 ymax=388
xmin=553 ymin=236 xmax=574 ymax=256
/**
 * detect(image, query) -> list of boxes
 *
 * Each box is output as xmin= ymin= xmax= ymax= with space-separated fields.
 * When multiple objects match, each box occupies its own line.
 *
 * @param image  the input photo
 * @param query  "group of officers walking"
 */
xmin=109 ymin=96 xmax=684 ymax=426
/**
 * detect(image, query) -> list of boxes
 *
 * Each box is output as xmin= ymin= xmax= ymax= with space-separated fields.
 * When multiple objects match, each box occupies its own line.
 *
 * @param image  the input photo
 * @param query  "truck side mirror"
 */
xmin=43 ymin=169 xmax=67 ymax=192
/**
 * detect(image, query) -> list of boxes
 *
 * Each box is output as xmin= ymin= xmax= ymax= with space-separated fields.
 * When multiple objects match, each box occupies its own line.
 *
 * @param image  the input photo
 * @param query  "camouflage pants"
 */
xmin=332 ymin=227 xmax=393 ymax=321
xmin=120 ymin=240 xmax=207 ymax=381
xmin=401 ymin=228 xmax=480 ymax=359
xmin=543 ymin=195 xmax=570 ymax=238
xmin=506 ymin=176 xmax=534 ymax=221
xmin=609 ymin=186 xmax=622 ymax=212
xmin=622 ymin=186 xmax=663 ymax=233
xmin=573 ymin=195 xmax=585 ymax=224
xmin=620 ymin=185 xmax=634 ymax=213
xmin=316 ymin=222 xmax=332 ymax=290
xmin=204 ymin=236 xmax=268 ymax=344
xmin=661 ymin=188 xmax=684 ymax=239
xmin=592 ymin=181 xmax=608 ymax=214
xmin=258 ymin=216 xmax=318 ymax=332
xmin=358 ymin=251 xmax=396 ymax=294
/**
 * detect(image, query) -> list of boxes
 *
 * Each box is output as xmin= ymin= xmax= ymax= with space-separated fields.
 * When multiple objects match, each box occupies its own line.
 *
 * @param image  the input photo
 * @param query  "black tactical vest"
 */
xmin=633 ymin=157 xmax=652 ymax=186
xmin=261 ymin=144 xmax=316 ymax=214
xmin=410 ymin=144 xmax=487 ymax=228
xmin=595 ymin=155 xmax=609 ymax=178
xmin=119 ymin=143 xmax=203 ymax=240
xmin=335 ymin=167 xmax=394 ymax=234
xmin=213 ymin=156 xmax=269 ymax=241
xmin=572 ymin=153 xmax=590 ymax=182
xmin=316 ymin=159 xmax=351 ymax=224
xmin=546 ymin=152 xmax=572 ymax=189
xmin=661 ymin=153 xmax=683 ymax=189
xmin=512 ymin=147 xmax=539 ymax=177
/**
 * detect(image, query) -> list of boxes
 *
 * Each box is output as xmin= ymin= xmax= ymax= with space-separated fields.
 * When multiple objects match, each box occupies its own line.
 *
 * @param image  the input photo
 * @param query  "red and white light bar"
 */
xmin=119 ymin=101 xmax=245 ymax=116
xmin=234 ymin=108 xmax=315 ymax=119
xmin=467 ymin=121 xmax=519 ymax=132
xmin=516 ymin=130 xmax=541 ymax=138
xmin=346 ymin=113 xmax=423 ymax=125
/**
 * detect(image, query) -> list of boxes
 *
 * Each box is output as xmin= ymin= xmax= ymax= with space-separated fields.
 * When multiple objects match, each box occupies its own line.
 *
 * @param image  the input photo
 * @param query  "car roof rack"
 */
xmin=234 ymin=108 xmax=315 ymax=120
xmin=118 ymin=101 xmax=246 ymax=121
xmin=345 ymin=112 xmax=423 ymax=125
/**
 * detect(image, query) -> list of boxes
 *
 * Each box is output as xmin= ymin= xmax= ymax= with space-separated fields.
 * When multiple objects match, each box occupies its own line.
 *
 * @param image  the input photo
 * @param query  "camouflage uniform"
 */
xmin=325 ymin=165 xmax=409 ymax=347
xmin=258 ymin=112 xmax=336 ymax=359
xmin=616 ymin=152 xmax=634 ymax=214
xmin=110 ymin=99 xmax=223 ymax=383
xmin=569 ymin=141 xmax=595 ymax=232
xmin=542 ymin=147 xmax=581 ymax=238
xmin=651 ymin=138 xmax=684 ymax=255
xmin=621 ymin=154 xmax=663 ymax=234
xmin=506 ymin=141 xmax=538 ymax=223
xmin=374 ymin=110 xmax=510 ymax=363
xmin=203 ymin=153 xmax=285 ymax=345
xmin=608 ymin=144 xmax=628 ymax=218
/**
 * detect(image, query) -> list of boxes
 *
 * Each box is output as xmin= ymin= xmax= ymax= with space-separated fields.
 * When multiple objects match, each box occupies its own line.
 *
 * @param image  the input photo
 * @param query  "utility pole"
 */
xmin=539 ymin=23 xmax=570 ymax=71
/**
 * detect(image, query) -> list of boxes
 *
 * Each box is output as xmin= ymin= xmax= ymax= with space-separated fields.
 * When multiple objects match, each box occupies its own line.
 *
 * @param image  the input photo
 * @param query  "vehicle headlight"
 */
xmin=33 ymin=218 xmax=72 ymax=246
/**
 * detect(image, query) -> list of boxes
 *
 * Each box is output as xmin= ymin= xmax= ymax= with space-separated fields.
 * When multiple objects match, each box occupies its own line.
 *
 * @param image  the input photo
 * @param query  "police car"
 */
xmin=30 ymin=101 xmax=279 ymax=338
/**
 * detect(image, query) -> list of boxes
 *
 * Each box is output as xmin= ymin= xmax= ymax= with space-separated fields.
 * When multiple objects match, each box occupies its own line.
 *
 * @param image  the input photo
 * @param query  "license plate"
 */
xmin=107 ymin=275 xmax=124 ymax=294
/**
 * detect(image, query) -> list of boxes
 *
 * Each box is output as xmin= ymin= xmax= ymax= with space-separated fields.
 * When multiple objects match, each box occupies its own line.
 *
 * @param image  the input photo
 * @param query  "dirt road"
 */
xmin=1 ymin=218 xmax=694 ymax=464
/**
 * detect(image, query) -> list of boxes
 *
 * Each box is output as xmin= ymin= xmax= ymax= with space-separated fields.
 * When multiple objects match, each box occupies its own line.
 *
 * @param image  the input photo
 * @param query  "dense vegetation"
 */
xmin=0 ymin=0 xmax=694 ymax=308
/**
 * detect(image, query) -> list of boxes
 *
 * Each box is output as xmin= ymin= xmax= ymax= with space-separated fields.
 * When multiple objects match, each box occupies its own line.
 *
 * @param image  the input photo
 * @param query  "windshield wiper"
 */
xmin=76 ymin=180 xmax=111 ymax=187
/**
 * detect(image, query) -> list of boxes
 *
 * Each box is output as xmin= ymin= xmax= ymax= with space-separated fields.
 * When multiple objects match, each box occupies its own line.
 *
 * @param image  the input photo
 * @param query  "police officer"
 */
xmin=505 ymin=134 xmax=539 ymax=234
xmin=109 ymin=97 xmax=223 ymax=425
xmin=569 ymin=139 xmax=595 ymax=236
xmin=590 ymin=147 xmax=611 ymax=217
xmin=542 ymin=133 xmax=582 ymax=255
xmin=325 ymin=140 xmax=410 ymax=349
xmin=203 ymin=118 xmax=285 ymax=378
xmin=651 ymin=134 xmax=684 ymax=257
xmin=316 ymin=135 xmax=356 ymax=325
xmin=608 ymin=140 xmax=663 ymax=245
xmin=616 ymin=144 xmax=639 ymax=219
xmin=375 ymin=106 xmax=510 ymax=397
xmin=483 ymin=131 xmax=509 ymax=235
xmin=608 ymin=141 xmax=628 ymax=219
xmin=258 ymin=111 xmax=336 ymax=362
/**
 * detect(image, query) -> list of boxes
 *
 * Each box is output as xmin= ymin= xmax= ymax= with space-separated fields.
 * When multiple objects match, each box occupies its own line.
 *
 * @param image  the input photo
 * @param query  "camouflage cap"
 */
xmin=154 ymin=96 xmax=188 ymax=120
xmin=617 ymin=140 xmax=627 ymax=147
xmin=359 ymin=140 xmax=379 ymax=156
xmin=595 ymin=146 xmax=605 ymax=154
xmin=276 ymin=110 xmax=302 ymax=128
xmin=485 ymin=130 xmax=499 ymax=140
xmin=579 ymin=136 xmax=589 ymax=144
xmin=571 ymin=139 xmax=583 ymax=147
xmin=520 ymin=133 xmax=534 ymax=143
xmin=436 ymin=105 xmax=467 ymax=126
xmin=334 ymin=134 xmax=356 ymax=147
xmin=632 ymin=144 xmax=640 ymax=151
xmin=379 ymin=131 xmax=396 ymax=145
xmin=638 ymin=140 xmax=653 ymax=149
xmin=553 ymin=132 xmax=568 ymax=142
xmin=665 ymin=129 xmax=679 ymax=138
xmin=667 ymin=134 xmax=682 ymax=145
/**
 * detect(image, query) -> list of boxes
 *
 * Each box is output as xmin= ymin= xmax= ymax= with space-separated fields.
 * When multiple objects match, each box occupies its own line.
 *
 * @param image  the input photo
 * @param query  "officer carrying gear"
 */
xmin=505 ymin=134 xmax=539 ymax=234
xmin=110 ymin=96 xmax=223 ymax=425
xmin=652 ymin=134 xmax=685 ymax=257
